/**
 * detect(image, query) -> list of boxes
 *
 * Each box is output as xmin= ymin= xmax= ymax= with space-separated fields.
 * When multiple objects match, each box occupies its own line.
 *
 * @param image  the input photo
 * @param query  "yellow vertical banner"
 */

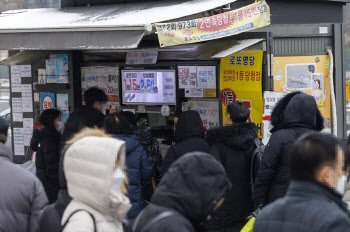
xmin=220 ymin=50 xmax=264 ymax=137
xmin=273 ymin=55 xmax=331 ymax=131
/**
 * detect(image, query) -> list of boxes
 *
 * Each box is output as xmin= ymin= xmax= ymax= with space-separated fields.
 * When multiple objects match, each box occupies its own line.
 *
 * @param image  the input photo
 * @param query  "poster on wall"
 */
xmin=185 ymin=88 xmax=203 ymax=98
xmin=178 ymin=66 xmax=197 ymax=89
xmin=40 ymin=93 xmax=55 ymax=111
xmin=182 ymin=100 xmax=220 ymax=132
xmin=46 ymin=54 xmax=69 ymax=83
xmin=81 ymin=66 xmax=120 ymax=105
xmin=273 ymin=55 xmax=331 ymax=132
xmin=220 ymin=50 xmax=264 ymax=137
xmin=57 ymin=94 xmax=69 ymax=111
xmin=38 ymin=69 xmax=46 ymax=84
xmin=197 ymin=66 xmax=216 ymax=89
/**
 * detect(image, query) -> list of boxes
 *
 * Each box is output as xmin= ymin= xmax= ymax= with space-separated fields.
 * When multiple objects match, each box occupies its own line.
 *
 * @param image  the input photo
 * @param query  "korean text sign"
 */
xmin=220 ymin=50 xmax=264 ymax=137
xmin=81 ymin=67 xmax=120 ymax=105
xmin=155 ymin=1 xmax=270 ymax=47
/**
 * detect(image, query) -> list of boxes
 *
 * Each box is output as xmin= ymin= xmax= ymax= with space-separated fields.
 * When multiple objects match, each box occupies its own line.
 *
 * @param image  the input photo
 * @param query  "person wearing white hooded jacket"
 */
xmin=61 ymin=128 xmax=131 ymax=232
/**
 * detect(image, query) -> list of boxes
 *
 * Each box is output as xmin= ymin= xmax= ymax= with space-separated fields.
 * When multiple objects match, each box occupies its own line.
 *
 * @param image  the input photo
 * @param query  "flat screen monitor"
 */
xmin=121 ymin=70 xmax=176 ymax=105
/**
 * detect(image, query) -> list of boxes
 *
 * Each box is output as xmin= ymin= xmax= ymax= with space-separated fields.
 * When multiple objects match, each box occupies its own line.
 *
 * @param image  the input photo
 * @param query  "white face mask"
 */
xmin=111 ymin=168 xmax=125 ymax=193
xmin=336 ymin=175 xmax=347 ymax=195
xmin=58 ymin=121 xmax=65 ymax=133
xmin=331 ymin=169 xmax=347 ymax=195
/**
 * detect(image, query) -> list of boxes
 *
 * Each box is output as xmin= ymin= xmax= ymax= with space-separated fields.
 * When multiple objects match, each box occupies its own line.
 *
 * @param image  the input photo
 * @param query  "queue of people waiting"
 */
xmin=0 ymin=87 xmax=350 ymax=232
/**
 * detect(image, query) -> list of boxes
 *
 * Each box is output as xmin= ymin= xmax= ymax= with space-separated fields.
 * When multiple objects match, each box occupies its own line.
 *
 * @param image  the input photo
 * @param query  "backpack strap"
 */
xmin=133 ymin=210 xmax=177 ymax=232
xmin=250 ymin=138 xmax=264 ymax=194
xmin=61 ymin=209 xmax=97 ymax=232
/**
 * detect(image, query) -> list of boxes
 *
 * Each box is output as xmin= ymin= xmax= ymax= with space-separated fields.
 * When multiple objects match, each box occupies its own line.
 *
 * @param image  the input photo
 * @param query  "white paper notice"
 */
xmin=11 ymin=66 xmax=21 ymax=76
xmin=11 ymin=75 xmax=22 ymax=92
xmin=12 ymin=98 xmax=23 ymax=113
xmin=185 ymin=88 xmax=203 ymax=98
xmin=21 ymin=84 xmax=33 ymax=112
xmin=178 ymin=66 xmax=197 ymax=89
xmin=34 ymin=92 xmax=40 ymax=103
xmin=23 ymin=118 xmax=34 ymax=146
xmin=13 ymin=113 xmax=23 ymax=122
xmin=21 ymin=65 xmax=32 ymax=77
xmin=197 ymin=66 xmax=216 ymax=89
xmin=13 ymin=128 xmax=24 ymax=156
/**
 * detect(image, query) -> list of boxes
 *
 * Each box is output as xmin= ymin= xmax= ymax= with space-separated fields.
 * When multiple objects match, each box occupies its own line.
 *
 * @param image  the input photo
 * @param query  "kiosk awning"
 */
xmin=0 ymin=0 xmax=237 ymax=50
xmin=177 ymin=38 xmax=264 ymax=59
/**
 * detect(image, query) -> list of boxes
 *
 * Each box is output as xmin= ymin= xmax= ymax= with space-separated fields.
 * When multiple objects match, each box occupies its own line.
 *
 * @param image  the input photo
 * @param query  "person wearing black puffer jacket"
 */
xmin=161 ymin=110 xmax=210 ymax=176
xmin=133 ymin=152 xmax=231 ymax=232
xmin=253 ymin=92 xmax=324 ymax=208
xmin=205 ymin=102 xmax=258 ymax=232
xmin=30 ymin=108 xmax=63 ymax=204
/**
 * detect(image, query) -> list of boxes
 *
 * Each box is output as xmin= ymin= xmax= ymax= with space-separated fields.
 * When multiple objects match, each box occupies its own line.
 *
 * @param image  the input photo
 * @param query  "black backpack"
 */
xmin=60 ymin=209 xmax=97 ymax=232
xmin=250 ymin=138 xmax=265 ymax=194
xmin=123 ymin=210 xmax=176 ymax=232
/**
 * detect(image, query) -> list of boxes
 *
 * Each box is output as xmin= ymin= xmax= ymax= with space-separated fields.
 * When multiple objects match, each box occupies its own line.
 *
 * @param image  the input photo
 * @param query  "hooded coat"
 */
xmin=30 ymin=126 xmax=61 ymax=203
xmin=253 ymin=92 xmax=324 ymax=207
xmin=132 ymin=127 xmax=163 ymax=202
xmin=62 ymin=135 xmax=131 ymax=232
xmin=114 ymin=134 xmax=153 ymax=219
xmin=0 ymin=142 xmax=48 ymax=232
xmin=39 ymin=145 xmax=72 ymax=232
xmin=134 ymin=152 xmax=231 ymax=232
xmin=161 ymin=111 xmax=210 ymax=175
xmin=205 ymin=123 xmax=258 ymax=232
xmin=254 ymin=181 xmax=350 ymax=232
xmin=59 ymin=106 xmax=105 ymax=152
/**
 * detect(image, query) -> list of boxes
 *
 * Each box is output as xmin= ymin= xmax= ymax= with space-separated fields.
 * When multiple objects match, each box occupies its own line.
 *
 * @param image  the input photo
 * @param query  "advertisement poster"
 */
xmin=273 ymin=55 xmax=331 ymax=131
xmin=178 ymin=66 xmax=197 ymax=89
xmin=155 ymin=0 xmax=270 ymax=47
xmin=38 ymin=69 xmax=46 ymax=84
xmin=262 ymin=91 xmax=287 ymax=145
xmin=220 ymin=50 xmax=264 ymax=137
xmin=40 ymin=93 xmax=55 ymax=111
xmin=81 ymin=66 xmax=120 ymax=105
xmin=57 ymin=94 xmax=69 ymax=111
xmin=185 ymin=88 xmax=203 ymax=98
xmin=197 ymin=66 xmax=216 ymax=89
xmin=46 ymin=54 xmax=69 ymax=83
xmin=182 ymin=100 xmax=220 ymax=131
xmin=62 ymin=111 xmax=69 ymax=123
xmin=121 ymin=70 xmax=176 ymax=105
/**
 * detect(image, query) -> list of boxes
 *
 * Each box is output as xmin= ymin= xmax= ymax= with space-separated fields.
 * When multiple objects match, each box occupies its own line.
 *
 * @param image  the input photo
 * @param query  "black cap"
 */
xmin=0 ymin=117 xmax=9 ymax=136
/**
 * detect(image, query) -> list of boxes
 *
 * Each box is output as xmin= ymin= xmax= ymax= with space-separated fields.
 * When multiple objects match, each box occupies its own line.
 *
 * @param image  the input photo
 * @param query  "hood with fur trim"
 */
xmin=270 ymin=92 xmax=324 ymax=133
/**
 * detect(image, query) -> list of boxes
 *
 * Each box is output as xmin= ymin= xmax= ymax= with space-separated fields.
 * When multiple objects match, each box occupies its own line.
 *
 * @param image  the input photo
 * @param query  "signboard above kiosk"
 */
xmin=122 ymin=70 xmax=176 ymax=105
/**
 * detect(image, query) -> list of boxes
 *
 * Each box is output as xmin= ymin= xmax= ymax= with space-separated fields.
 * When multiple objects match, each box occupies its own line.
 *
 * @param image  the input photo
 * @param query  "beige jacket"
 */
xmin=62 ymin=135 xmax=131 ymax=232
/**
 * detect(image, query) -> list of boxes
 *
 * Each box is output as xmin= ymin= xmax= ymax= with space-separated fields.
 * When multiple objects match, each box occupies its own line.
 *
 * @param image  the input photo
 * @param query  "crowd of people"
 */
xmin=1 ymin=87 xmax=350 ymax=232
